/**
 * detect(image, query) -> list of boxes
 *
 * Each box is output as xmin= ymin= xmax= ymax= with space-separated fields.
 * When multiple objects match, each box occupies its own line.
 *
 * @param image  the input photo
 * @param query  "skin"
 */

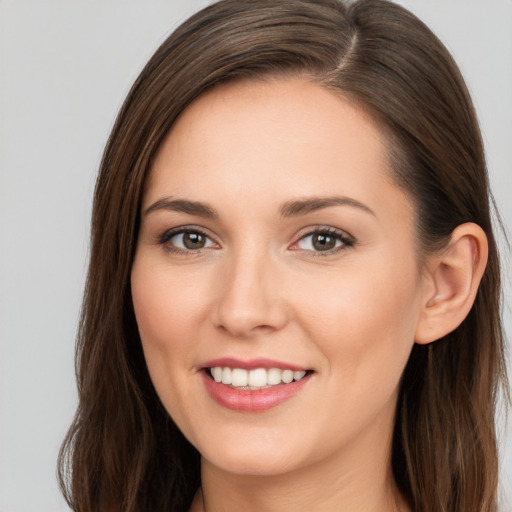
xmin=131 ymin=77 xmax=434 ymax=512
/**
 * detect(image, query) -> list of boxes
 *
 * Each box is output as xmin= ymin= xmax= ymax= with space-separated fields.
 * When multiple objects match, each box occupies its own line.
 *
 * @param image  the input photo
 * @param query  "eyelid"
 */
xmin=289 ymin=226 xmax=356 ymax=254
xmin=158 ymin=225 xmax=220 ymax=253
xmin=156 ymin=224 xmax=355 ymax=256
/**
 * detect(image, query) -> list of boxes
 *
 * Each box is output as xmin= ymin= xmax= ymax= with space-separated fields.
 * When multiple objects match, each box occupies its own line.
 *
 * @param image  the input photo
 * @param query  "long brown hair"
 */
xmin=58 ymin=1 xmax=508 ymax=510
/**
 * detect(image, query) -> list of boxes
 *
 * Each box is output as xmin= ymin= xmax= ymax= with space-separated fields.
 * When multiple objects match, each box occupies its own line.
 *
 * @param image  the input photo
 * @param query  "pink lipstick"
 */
xmin=199 ymin=358 xmax=313 ymax=412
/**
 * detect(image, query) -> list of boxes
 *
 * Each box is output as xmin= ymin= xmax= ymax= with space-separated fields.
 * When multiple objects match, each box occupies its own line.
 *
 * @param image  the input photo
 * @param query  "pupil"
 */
xmin=184 ymin=232 xmax=205 ymax=249
xmin=313 ymin=233 xmax=335 ymax=251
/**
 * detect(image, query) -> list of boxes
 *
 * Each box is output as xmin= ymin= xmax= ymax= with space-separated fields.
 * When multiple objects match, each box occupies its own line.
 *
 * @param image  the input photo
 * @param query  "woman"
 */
xmin=58 ymin=0 xmax=509 ymax=510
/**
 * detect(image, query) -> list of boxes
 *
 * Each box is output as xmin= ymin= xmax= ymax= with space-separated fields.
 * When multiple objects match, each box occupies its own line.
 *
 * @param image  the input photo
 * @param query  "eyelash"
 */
xmin=292 ymin=227 xmax=355 ymax=257
xmin=157 ymin=226 xmax=355 ymax=256
xmin=158 ymin=226 xmax=216 ymax=255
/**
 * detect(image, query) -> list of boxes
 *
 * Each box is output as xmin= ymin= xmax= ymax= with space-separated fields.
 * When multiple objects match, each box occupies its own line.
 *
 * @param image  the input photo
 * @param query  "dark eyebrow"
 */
xmin=144 ymin=195 xmax=374 ymax=219
xmin=279 ymin=196 xmax=375 ymax=218
xmin=144 ymin=198 xmax=218 ymax=218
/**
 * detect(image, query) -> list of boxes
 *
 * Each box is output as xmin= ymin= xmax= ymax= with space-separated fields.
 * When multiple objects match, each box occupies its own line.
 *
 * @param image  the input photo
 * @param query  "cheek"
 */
xmin=292 ymin=253 xmax=421 ymax=377
xmin=130 ymin=257 xmax=210 ymax=432
xmin=131 ymin=258 xmax=206 ymax=350
xmin=289 ymin=258 xmax=421 ymax=444
xmin=130 ymin=257 xmax=211 ymax=410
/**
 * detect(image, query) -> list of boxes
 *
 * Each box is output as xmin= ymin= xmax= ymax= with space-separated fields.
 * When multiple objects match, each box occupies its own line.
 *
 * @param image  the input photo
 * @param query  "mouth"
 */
xmin=199 ymin=358 xmax=314 ymax=411
xmin=206 ymin=366 xmax=313 ymax=390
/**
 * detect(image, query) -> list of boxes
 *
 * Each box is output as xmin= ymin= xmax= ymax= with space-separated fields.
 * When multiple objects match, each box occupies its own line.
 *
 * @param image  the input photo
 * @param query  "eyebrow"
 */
xmin=279 ymin=196 xmax=375 ymax=218
xmin=144 ymin=198 xmax=218 ymax=218
xmin=144 ymin=195 xmax=375 ymax=219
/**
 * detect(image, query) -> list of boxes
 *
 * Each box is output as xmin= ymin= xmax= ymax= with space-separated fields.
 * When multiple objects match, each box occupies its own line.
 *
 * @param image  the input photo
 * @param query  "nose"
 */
xmin=212 ymin=249 xmax=289 ymax=338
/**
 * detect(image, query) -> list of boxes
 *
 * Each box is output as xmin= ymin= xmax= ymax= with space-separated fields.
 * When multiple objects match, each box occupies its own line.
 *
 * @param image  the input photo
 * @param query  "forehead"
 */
xmin=145 ymin=78 xmax=411 ymax=223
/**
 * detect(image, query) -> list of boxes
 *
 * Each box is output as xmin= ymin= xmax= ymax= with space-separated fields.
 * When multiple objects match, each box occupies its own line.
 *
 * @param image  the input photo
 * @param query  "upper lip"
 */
xmin=200 ymin=357 xmax=309 ymax=372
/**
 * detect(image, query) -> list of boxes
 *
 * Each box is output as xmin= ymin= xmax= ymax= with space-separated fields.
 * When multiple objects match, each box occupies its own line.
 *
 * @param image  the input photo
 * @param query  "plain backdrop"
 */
xmin=0 ymin=1 xmax=511 ymax=511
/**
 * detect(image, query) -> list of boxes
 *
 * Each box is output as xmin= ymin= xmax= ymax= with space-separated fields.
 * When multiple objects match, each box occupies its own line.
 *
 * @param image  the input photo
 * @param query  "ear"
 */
xmin=415 ymin=223 xmax=488 ymax=345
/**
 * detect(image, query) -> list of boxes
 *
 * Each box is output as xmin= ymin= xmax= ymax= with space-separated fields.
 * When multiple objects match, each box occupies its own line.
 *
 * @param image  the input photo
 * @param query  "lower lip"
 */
xmin=201 ymin=371 xmax=311 ymax=412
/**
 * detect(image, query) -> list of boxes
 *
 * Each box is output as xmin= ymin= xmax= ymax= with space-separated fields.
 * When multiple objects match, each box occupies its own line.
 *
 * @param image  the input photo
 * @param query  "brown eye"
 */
xmin=293 ymin=228 xmax=354 ymax=254
xmin=161 ymin=229 xmax=216 ymax=252
xmin=183 ymin=232 xmax=206 ymax=249
xmin=312 ymin=233 xmax=336 ymax=251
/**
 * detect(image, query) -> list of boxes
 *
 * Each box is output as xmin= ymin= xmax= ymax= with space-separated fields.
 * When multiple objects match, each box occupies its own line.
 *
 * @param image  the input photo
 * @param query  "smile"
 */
xmin=201 ymin=360 xmax=314 ymax=412
xmin=208 ymin=367 xmax=308 ymax=389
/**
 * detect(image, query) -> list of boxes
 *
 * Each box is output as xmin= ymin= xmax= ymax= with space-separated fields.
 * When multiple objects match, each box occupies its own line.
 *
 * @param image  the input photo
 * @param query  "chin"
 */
xmin=195 ymin=428 xmax=307 ymax=477
xmin=205 ymin=451 xmax=300 ymax=477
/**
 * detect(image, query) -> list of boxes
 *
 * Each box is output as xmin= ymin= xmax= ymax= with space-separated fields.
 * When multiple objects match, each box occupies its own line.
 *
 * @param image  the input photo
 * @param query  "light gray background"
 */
xmin=0 ymin=1 xmax=510 ymax=511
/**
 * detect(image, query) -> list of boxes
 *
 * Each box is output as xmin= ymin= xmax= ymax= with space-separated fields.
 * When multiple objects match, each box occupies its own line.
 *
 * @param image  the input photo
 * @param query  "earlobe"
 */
xmin=415 ymin=223 xmax=488 ymax=345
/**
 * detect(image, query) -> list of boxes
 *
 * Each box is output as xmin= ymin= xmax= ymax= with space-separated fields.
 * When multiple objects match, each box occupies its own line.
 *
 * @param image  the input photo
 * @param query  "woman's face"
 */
xmin=131 ymin=78 xmax=428 ymax=478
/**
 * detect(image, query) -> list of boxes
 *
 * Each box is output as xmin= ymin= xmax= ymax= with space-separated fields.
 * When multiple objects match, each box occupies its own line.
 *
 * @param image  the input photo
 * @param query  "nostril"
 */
xmin=215 ymin=321 xmax=278 ymax=338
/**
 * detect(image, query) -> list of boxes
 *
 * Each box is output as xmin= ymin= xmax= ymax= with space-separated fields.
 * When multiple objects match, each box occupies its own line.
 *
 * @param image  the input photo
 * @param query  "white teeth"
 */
xmin=209 ymin=366 xmax=309 ymax=388
xmin=231 ymin=368 xmax=248 ymax=387
xmin=294 ymin=370 xmax=306 ymax=380
xmin=221 ymin=367 xmax=232 ymax=385
xmin=212 ymin=367 xmax=222 ymax=382
xmin=281 ymin=369 xmax=294 ymax=383
xmin=267 ymin=367 xmax=282 ymax=385
xmin=248 ymin=368 xmax=267 ymax=387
